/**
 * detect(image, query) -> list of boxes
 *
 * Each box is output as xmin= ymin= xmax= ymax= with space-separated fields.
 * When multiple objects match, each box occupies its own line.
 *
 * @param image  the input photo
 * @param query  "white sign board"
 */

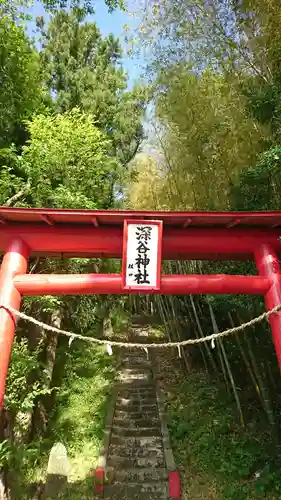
xmin=122 ymin=220 xmax=163 ymax=291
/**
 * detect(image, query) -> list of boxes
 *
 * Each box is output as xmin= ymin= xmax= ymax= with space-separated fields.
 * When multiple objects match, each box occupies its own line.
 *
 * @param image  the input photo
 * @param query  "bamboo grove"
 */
xmin=126 ymin=0 xmax=281 ymax=436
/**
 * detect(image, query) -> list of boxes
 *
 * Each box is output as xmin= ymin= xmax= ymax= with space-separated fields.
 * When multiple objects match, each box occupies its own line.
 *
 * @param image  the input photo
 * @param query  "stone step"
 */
xmin=123 ymin=358 xmax=150 ymax=362
xmin=118 ymin=367 xmax=152 ymax=373
xmin=111 ymin=425 xmax=162 ymax=437
xmin=120 ymin=365 xmax=152 ymax=373
xmin=104 ymin=484 xmax=167 ymax=499
xmin=118 ymin=363 xmax=152 ymax=373
xmin=118 ymin=376 xmax=154 ymax=383
xmin=115 ymin=401 xmax=157 ymax=412
xmin=117 ymin=382 xmax=155 ymax=390
xmin=117 ymin=374 xmax=152 ymax=382
xmin=117 ymin=370 xmax=152 ymax=376
xmin=116 ymin=396 xmax=157 ymax=405
xmin=108 ymin=443 xmax=163 ymax=458
xmin=116 ymin=393 xmax=156 ymax=401
xmin=122 ymin=358 xmax=151 ymax=364
xmin=104 ymin=482 xmax=168 ymax=497
xmin=102 ymin=347 xmax=170 ymax=500
xmin=116 ymin=389 xmax=156 ymax=399
xmin=115 ymin=380 xmax=155 ymax=389
xmin=121 ymin=358 xmax=152 ymax=366
xmin=111 ymin=467 xmax=168 ymax=483
xmin=110 ymin=435 xmax=163 ymax=448
xmin=117 ymin=370 xmax=152 ymax=377
xmin=114 ymin=409 xmax=159 ymax=420
xmin=121 ymin=357 xmax=151 ymax=363
xmin=113 ymin=417 xmax=160 ymax=428
xmin=107 ymin=453 xmax=165 ymax=468
xmin=122 ymin=351 xmax=148 ymax=356
xmin=118 ymin=366 xmax=152 ymax=372
xmin=115 ymin=402 xmax=158 ymax=412
xmin=116 ymin=397 xmax=157 ymax=408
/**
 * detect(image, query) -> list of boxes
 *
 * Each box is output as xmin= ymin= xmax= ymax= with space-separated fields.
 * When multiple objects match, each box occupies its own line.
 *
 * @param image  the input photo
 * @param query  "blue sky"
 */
xmin=25 ymin=1 xmax=144 ymax=89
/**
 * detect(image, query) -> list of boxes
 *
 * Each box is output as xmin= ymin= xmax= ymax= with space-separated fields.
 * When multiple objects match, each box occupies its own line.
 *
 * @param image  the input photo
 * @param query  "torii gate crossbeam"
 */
xmin=0 ymin=208 xmax=281 ymax=409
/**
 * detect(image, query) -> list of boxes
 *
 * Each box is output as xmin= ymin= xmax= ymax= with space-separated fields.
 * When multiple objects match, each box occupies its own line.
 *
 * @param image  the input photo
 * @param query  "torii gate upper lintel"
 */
xmin=0 ymin=207 xmax=281 ymax=408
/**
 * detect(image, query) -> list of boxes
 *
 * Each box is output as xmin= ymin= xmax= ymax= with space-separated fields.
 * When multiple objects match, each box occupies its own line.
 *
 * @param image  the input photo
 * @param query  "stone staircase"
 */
xmin=102 ymin=326 xmax=175 ymax=499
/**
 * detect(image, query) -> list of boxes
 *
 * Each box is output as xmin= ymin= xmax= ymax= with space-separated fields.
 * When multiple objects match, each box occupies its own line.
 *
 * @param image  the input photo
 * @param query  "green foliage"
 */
xmin=167 ymin=369 xmax=281 ymax=499
xmin=5 ymin=339 xmax=49 ymax=413
xmin=231 ymin=145 xmax=281 ymax=211
xmin=40 ymin=9 xmax=123 ymax=114
xmin=20 ymin=109 xmax=119 ymax=208
xmin=128 ymin=70 xmax=268 ymax=211
xmin=154 ymin=67 xmax=269 ymax=210
xmin=3 ymin=342 xmax=117 ymax=496
xmin=49 ymin=342 xmax=116 ymax=482
xmin=40 ymin=9 xmax=147 ymax=165
xmin=0 ymin=2 xmax=145 ymax=498
xmin=109 ymin=298 xmax=131 ymax=333
xmin=0 ymin=0 xmax=31 ymax=22
xmin=42 ymin=0 xmax=124 ymax=15
xmin=0 ymin=440 xmax=11 ymax=468
xmin=1 ymin=0 xmax=124 ymax=17
xmin=0 ymin=16 xmax=42 ymax=148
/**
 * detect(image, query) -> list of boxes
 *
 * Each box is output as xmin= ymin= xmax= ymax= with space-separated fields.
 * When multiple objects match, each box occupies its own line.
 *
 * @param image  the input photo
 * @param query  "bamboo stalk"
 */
xmin=166 ymin=293 xmax=191 ymax=372
xmin=156 ymin=295 xmax=172 ymax=342
xmin=209 ymin=302 xmax=244 ymax=426
xmin=228 ymin=311 xmax=264 ymax=410
xmin=189 ymin=295 xmax=217 ymax=372
xmin=186 ymin=304 xmax=210 ymax=375
xmin=207 ymin=302 xmax=230 ymax=392
xmin=238 ymin=311 xmax=276 ymax=428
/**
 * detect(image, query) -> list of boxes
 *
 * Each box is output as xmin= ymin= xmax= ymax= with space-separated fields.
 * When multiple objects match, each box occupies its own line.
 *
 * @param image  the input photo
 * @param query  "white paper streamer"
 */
xmin=143 ymin=346 xmax=149 ymax=360
xmin=177 ymin=345 xmax=182 ymax=358
xmin=106 ymin=343 xmax=113 ymax=356
xmin=211 ymin=338 xmax=216 ymax=349
xmin=68 ymin=336 xmax=75 ymax=347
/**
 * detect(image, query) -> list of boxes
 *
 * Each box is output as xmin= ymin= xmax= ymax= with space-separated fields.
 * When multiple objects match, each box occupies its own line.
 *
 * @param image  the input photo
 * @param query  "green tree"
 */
xmin=0 ymin=109 xmax=122 ymax=482
xmin=1 ymin=0 xmax=124 ymax=17
xmin=230 ymin=145 xmax=281 ymax=211
xmin=136 ymin=0 xmax=281 ymax=135
xmin=42 ymin=0 xmax=124 ymax=15
xmin=154 ymin=67 xmax=269 ymax=210
xmin=0 ymin=16 xmax=42 ymax=148
xmin=40 ymin=9 xmax=147 ymax=166
xmin=125 ymin=154 xmax=167 ymax=210
xmin=0 ymin=108 xmax=120 ymax=209
xmin=136 ymin=0 xmax=277 ymax=80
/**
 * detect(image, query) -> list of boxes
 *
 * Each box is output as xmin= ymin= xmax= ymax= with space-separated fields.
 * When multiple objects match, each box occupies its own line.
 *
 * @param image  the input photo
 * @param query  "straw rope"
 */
xmin=0 ymin=303 xmax=280 ymax=349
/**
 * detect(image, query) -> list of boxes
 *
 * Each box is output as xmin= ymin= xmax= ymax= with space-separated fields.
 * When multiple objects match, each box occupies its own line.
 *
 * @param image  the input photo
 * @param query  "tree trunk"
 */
xmin=33 ymin=309 xmax=62 ymax=438
xmin=45 ymin=310 xmax=61 ymax=387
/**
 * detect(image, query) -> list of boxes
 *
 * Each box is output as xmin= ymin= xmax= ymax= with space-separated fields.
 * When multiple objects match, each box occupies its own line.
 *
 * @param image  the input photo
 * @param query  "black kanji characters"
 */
xmin=133 ymin=225 xmax=152 ymax=285
xmin=136 ymin=226 xmax=152 ymax=243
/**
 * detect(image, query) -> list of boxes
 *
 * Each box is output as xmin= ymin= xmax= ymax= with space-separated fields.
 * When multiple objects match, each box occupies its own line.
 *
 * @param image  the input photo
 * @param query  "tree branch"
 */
xmin=122 ymin=137 xmax=142 ymax=168
xmin=4 ymin=181 xmax=31 ymax=207
xmin=196 ymin=3 xmax=270 ymax=84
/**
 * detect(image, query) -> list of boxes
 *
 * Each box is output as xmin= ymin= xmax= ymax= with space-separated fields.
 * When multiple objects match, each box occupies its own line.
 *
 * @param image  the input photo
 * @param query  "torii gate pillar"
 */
xmin=255 ymin=244 xmax=281 ymax=370
xmin=0 ymin=238 xmax=29 ymax=409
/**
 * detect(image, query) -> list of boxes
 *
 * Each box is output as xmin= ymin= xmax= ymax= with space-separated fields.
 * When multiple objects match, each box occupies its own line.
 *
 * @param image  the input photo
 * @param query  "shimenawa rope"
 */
xmin=0 ymin=303 xmax=280 ymax=350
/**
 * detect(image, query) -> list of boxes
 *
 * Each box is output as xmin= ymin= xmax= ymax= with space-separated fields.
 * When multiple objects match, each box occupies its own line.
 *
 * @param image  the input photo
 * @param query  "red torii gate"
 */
xmin=0 ymin=207 xmax=281 ymax=409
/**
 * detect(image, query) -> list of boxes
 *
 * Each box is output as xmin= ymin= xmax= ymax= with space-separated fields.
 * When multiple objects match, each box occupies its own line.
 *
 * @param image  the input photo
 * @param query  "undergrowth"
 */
xmin=164 ymin=363 xmax=281 ymax=500
xmin=23 ymin=340 xmax=116 ymax=499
